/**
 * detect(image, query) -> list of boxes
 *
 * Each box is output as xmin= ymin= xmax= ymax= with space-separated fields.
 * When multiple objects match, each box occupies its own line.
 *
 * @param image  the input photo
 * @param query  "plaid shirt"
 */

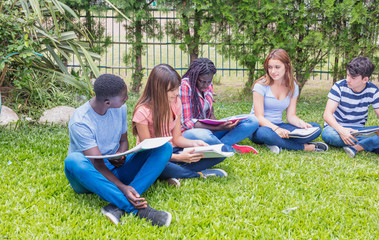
xmin=179 ymin=77 xmax=214 ymax=132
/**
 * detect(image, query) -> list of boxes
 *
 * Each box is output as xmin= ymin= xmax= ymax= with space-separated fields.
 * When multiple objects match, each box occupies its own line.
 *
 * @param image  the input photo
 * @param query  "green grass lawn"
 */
xmin=1 ymin=93 xmax=379 ymax=239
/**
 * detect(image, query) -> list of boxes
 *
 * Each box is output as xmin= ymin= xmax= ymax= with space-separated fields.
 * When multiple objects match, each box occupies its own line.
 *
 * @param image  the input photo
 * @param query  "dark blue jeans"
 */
xmin=64 ymin=142 xmax=172 ymax=214
xmin=250 ymin=122 xmax=322 ymax=151
xmin=159 ymin=147 xmax=225 ymax=179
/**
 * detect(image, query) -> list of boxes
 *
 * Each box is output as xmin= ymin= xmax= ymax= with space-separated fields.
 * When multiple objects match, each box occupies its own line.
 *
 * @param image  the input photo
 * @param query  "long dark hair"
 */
xmin=182 ymin=58 xmax=217 ymax=118
xmin=132 ymin=64 xmax=181 ymax=137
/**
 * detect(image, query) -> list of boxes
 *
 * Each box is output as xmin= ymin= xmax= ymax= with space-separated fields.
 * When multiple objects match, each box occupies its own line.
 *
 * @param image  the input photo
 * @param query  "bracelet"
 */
xmin=273 ymin=126 xmax=280 ymax=132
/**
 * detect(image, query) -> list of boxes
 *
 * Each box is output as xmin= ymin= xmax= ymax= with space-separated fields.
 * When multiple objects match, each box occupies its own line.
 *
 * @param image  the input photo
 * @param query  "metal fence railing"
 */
xmin=68 ymin=9 xmax=378 ymax=83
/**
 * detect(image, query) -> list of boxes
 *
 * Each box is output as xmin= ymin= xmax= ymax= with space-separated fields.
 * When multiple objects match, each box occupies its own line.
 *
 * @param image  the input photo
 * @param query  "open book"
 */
xmin=351 ymin=127 xmax=379 ymax=137
xmin=199 ymin=116 xmax=248 ymax=126
xmin=85 ymin=136 xmax=172 ymax=160
xmin=182 ymin=144 xmax=234 ymax=158
xmin=288 ymin=127 xmax=320 ymax=138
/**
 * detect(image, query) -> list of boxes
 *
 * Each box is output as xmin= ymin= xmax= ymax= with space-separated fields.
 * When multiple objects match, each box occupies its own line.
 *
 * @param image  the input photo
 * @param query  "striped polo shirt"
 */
xmin=326 ymin=79 xmax=379 ymax=127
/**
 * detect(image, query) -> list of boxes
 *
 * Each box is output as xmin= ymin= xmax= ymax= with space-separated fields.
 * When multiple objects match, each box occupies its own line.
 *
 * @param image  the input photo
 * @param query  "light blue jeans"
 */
xmin=250 ymin=122 xmax=322 ymax=151
xmin=322 ymin=125 xmax=379 ymax=153
xmin=64 ymin=142 xmax=172 ymax=214
xmin=182 ymin=114 xmax=259 ymax=152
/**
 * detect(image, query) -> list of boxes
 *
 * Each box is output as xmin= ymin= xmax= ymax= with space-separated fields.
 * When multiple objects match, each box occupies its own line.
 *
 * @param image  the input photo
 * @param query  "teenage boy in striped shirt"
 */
xmin=322 ymin=56 xmax=379 ymax=158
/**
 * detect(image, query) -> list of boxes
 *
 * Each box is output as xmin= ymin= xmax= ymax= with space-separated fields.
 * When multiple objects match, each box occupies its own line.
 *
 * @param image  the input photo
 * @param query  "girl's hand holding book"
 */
xmin=217 ymin=120 xmax=239 ymax=131
xmin=178 ymin=149 xmax=203 ymax=163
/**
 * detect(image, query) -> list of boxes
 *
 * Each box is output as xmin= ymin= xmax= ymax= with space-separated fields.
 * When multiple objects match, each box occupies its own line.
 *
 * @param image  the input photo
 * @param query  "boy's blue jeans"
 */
xmin=64 ymin=142 xmax=172 ymax=214
xmin=250 ymin=122 xmax=322 ymax=151
xmin=182 ymin=114 xmax=259 ymax=152
xmin=322 ymin=125 xmax=379 ymax=153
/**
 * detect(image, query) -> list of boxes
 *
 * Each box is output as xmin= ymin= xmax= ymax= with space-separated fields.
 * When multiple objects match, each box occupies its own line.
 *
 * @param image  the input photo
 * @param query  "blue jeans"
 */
xmin=322 ymin=125 xmax=379 ymax=153
xmin=159 ymin=147 xmax=225 ymax=179
xmin=250 ymin=122 xmax=322 ymax=151
xmin=182 ymin=114 xmax=259 ymax=152
xmin=64 ymin=142 xmax=172 ymax=214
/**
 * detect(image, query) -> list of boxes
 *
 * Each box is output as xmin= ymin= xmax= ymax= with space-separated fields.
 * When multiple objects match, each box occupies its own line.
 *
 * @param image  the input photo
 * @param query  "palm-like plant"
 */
xmin=0 ymin=0 xmax=104 ymax=97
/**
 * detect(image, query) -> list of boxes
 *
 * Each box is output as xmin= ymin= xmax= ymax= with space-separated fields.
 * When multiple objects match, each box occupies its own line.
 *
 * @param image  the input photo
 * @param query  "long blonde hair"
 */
xmin=252 ymin=49 xmax=299 ymax=96
xmin=132 ymin=64 xmax=181 ymax=137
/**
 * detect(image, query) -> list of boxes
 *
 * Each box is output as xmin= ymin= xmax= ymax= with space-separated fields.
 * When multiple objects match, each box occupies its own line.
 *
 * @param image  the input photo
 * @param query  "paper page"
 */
xmin=86 ymin=136 xmax=172 ymax=159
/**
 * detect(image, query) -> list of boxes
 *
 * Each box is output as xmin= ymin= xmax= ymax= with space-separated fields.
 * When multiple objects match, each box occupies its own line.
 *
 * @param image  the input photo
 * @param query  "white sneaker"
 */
xmin=265 ymin=144 xmax=281 ymax=154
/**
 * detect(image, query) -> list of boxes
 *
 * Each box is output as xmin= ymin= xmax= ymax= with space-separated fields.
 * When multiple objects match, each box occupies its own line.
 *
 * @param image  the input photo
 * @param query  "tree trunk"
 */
xmin=184 ymin=9 xmax=201 ymax=64
xmin=243 ymin=62 xmax=256 ymax=94
xmin=132 ymin=20 xmax=143 ymax=92
xmin=333 ymin=54 xmax=339 ymax=83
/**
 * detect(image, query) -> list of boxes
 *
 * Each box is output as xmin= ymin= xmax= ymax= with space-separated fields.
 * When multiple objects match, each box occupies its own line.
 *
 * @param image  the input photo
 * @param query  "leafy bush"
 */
xmin=0 ymin=0 xmax=102 ymax=116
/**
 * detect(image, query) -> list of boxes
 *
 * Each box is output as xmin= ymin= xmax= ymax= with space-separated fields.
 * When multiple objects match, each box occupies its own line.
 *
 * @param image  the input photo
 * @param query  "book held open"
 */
xmin=85 ymin=136 xmax=172 ymax=159
xmin=288 ymin=127 xmax=320 ymax=138
xmin=199 ymin=116 xmax=248 ymax=126
xmin=351 ymin=127 xmax=379 ymax=137
xmin=182 ymin=144 xmax=234 ymax=158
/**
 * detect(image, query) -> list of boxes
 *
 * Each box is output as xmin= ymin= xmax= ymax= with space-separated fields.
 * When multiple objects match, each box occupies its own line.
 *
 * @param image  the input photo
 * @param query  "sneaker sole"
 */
xmin=101 ymin=208 xmax=120 ymax=226
xmin=164 ymin=212 xmax=172 ymax=227
xmin=209 ymin=168 xmax=228 ymax=177
xmin=166 ymin=178 xmax=181 ymax=187
xmin=265 ymin=145 xmax=281 ymax=154
xmin=311 ymin=142 xmax=329 ymax=151
xmin=233 ymin=145 xmax=259 ymax=154
xmin=343 ymin=147 xmax=355 ymax=158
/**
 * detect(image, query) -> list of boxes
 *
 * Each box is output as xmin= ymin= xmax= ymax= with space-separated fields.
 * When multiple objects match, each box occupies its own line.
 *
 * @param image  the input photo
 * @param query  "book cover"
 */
xmin=288 ymin=127 xmax=320 ymax=138
xmin=199 ymin=116 xmax=248 ymax=126
xmin=85 ymin=136 xmax=172 ymax=159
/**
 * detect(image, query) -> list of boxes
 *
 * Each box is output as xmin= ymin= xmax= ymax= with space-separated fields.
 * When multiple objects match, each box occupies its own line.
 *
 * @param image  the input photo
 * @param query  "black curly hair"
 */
xmin=93 ymin=74 xmax=126 ymax=101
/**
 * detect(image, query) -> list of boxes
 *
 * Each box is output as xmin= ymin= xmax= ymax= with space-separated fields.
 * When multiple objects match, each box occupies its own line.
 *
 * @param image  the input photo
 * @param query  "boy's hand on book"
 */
xmin=108 ymin=155 xmax=126 ymax=168
xmin=121 ymin=185 xmax=147 ymax=209
xmin=339 ymin=127 xmax=358 ymax=145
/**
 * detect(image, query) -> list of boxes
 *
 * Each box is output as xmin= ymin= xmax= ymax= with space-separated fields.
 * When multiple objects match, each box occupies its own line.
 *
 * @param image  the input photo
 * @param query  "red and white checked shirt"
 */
xmin=179 ymin=77 xmax=214 ymax=132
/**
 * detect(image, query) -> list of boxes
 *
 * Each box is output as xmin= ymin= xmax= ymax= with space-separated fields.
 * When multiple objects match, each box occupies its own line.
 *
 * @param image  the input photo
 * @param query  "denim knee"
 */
xmin=244 ymin=115 xmax=259 ymax=130
xmin=64 ymin=152 xmax=92 ymax=194
xmin=183 ymin=128 xmax=216 ymax=143
xmin=254 ymin=126 xmax=274 ymax=142
xmin=322 ymin=126 xmax=344 ymax=147
xmin=65 ymin=152 xmax=88 ymax=171
xmin=154 ymin=142 xmax=173 ymax=165
xmin=309 ymin=122 xmax=322 ymax=138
